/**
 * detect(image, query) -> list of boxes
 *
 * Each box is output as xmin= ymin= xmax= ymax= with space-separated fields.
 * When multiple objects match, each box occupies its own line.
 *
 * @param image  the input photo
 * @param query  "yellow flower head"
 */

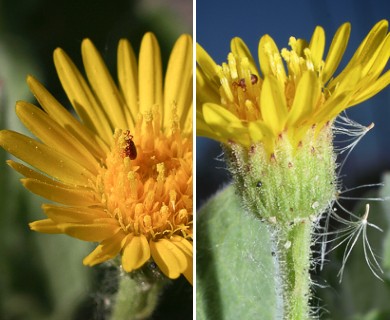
xmin=0 ymin=33 xmax=193 ymax=284
xmin=197 ymin=20 xmax=390 ymax=153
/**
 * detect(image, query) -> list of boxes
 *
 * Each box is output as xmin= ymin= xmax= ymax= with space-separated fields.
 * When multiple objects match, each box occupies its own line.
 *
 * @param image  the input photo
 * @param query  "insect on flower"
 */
xmin=233 ymin=74 xmax=258 ymax=91
xmin=122 ymin=130 xmax=137 ymax=160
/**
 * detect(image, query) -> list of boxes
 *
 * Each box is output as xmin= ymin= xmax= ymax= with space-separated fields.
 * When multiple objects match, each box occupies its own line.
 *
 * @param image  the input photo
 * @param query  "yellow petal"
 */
xmin=287 ymin=71 xmax=321 ymax=126
xmin=309 ymin=26 xmax=325 ymax=70
xmin=182 ymin=101 xmax=193 ymax=136
xmin=230 ymin=37 xmax=258 ymax=75
xmin=27 ymin=75 xmax=109 ymax=159
xmin=196 ymin=68 xmax=220 ymax=108
xmin=248 ymin=121 xmax=275 ymax=155
xmin=260 ymin=76 xmax=288 ymax=135
xmin=54 ymin=47 xmax=113 ymax=142
xmin=58 ymin=219 xmax=120 ymax=241
xmin=16 ymin=101 xmax=100 ymax=174
xmin=83 ymin=230 xmax=126 ymax=266
xmin=150 ymin=238 xmax=187 ymax=279
xmin=117 ymin=39 xmax=138 ymax=121
xmin=247 ymin=121 xmax=264 ymax=142
xmin=202 ymin=103 xmax=249 ymax=145
xmin=312 ymin=92 xmax=351 ymax=124
xmin=196 ymin=43 xmax=219 ymax=84
xmin=122 ymin=234 xmax=151 ymax=272
xmin=164 ymin=34 xmax=193 ymax=131
xmin=7 ymin=160 xmax=56 ymax=184
xmin=196 ymin=110 xmax=224 ymax=143
xmin=82 ymin=39 xmax=131 ymax=131
xmin=334 ymin=65 xmax=363 ymax=93
xmin=361 ymin=34 xmax=390 ymax=82
xmin=0 ymin=130 xmax=94 ymax=186
xmin=22 ymin=178 xmax=100 ymax=206
xmin=351 ymin=69 xmax=390 ymax=106
xmin=171 ymin=236 xmax=193 ymax=284
xmin=258 ymin=35 xmax=286 ymax=81
xmin=29 ymin=219 xmax=62 ymax=233
xmin=322 ymin=22 xmax=351 ymax=83
xmin=328 ymin=20 xmax=388 ymax=89
xmin=139 ymin=33 xmax=163 ymax=114
xmin=42 ymin=204 xmax=107 ymax=223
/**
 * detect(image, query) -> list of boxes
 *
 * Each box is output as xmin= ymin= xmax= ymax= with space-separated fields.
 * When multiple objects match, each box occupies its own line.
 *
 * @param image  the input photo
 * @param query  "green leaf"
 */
xmin=196 ymin=185 xmax=280 ymax=319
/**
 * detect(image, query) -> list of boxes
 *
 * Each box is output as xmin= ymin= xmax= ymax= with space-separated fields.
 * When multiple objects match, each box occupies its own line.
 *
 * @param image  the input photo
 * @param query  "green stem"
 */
xmin=110 ymin=272 xmax=167 ymax=320
xmin=275 ymin=220 xmax=313 ymax=320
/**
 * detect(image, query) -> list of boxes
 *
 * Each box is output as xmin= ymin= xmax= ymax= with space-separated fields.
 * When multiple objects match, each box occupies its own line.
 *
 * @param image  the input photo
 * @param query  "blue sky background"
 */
xmin=196 ymin=0 xmax=390 ymax=206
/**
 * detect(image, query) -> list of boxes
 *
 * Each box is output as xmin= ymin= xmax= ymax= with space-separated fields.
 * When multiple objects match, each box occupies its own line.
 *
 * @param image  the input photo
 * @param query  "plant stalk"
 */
xmin=110 ymin=272 xmax=166 ymax=320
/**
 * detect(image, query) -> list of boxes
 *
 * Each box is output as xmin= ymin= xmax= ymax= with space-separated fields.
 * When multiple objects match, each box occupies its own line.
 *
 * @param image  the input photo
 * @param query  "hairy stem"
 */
xmin=110 ymin=272 xmax=166 ymax=320
xmin=275 ymin=220 xmax=313 ymax=320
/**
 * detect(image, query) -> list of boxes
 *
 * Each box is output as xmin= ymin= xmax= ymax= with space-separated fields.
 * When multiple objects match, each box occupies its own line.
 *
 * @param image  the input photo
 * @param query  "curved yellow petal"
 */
xmin=22 ymin=178 xmax=100 ymax=206
xmin=334 ymin=65 xmax=362 ymax=94
xmin=182 ymin=102 xmax=193 ymax=136
xmin=248 ymin=121 xmax=275 ymax=155
xmin=287 ymin=71 xmax=321 ymax=126
xmin=260 ymin=76 xmax=288 ymax=135
xmin=150 ymin=238 xmax=187 ymax=279
xmin=231 ymin=37 xmax=258 ymax=75
xmin=29 ymin=219 xmax=62 ymax=234
xmin=27 ymin=75 xmax=109 ymax=159
xmin=16 ymin=101 xmax=100 ymax=174
xmin=196 ymin=68 xmax=220 ymax=108
xmin=42 ymin=204 xmax=107 ymax=223
xmin=10 ymin=161 xmax=99 ymax=206
xmin=351 ymin=69 xmax=390 ymax=106
xmin=117 ymin=39 xmax=138 ymax=120
xmin=171 ymin=236 xmax=193 ymax=284
xmin=122 ymin=234 xmax=151 ymax=272
xmin=196 ymin=111 xmax=223 ymax=143
xmin=82 ymin=39 xmax=131 ymax=131
xmin=361 ymin=34 xmax=390 ymax=82
xmin=355 ymin=20 xmax=388 ymax=63
xmin=139 ymin=33 xmax=163 ymax=114
xmin=54 ymin=47 xmax=113 ymax=143
xmin=7 ymin=160 xmax=56 ymax=183
xmin=164 ymin=34 xmax=193 ymax=131
xmin=308 ymin=26 xmax=325 ymax=71
xmin=0 ymin=130 xmax=95 ymax=186
xmin=312 ymin=92 xmax=351 ymax=124
xmin=196 ymin=43 xmax=219 ymax=84
xmin=329 ymin=20 xmax=388 ymax=89
xmin=83 ymin=230 xmax=126 ymax=266
xmin=322 ymin=22 xmax=351 ymax=83
xmin=58 ymin=219 xmax=120 ymax=242
xmin=258 ymin=35 xmax=286 ymax=81
xmin=202 ymin=103 xmax=249 ymax=145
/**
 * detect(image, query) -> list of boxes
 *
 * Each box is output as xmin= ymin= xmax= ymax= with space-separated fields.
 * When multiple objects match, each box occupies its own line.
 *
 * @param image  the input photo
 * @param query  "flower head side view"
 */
xmin=0 ymin=33 xmax=193 ymax=284
xmin=198 ymin=20 xmax=389 ymax=153
xmin=196 ymin=20 xmax=389 ymax=319
xmin=197 ymin=20 xmax=390 ymax=223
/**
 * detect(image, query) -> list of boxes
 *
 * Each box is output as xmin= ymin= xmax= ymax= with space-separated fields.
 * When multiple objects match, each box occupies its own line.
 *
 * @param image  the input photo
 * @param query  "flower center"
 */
xmin=96 ymin=118 xmax=193 ymax=241
xmin=217 ymin=40 xmax=327 ymax=124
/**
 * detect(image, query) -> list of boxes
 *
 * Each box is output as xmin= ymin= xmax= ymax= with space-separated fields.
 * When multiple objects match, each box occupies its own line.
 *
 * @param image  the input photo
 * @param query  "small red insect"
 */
xmin=122 ymin=130 xmax=137 ymax=160
xmin=233 ymin=74 xmax=258 ymax=91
